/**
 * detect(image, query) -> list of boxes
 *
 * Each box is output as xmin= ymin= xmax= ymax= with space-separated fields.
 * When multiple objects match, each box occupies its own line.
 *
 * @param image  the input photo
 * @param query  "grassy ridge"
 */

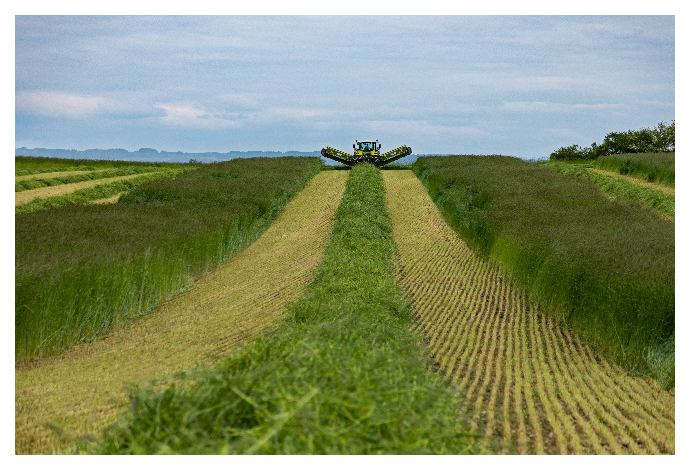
xmin=96 ymin=164 xmax=476 ymax=455
xmin=414 ymin=155 xmax=674 ymax=384
xmin=545 ymin=161 xmax=674 ymax=219
xmin=593 ymin=153 xmax=674 ymax=186
xmin=15 ymin=166 xmax=163 ymax=192
xmin=16 ymin=157 xmax=321 ymax=361
xmin=15 ymin=156 xmax=184 ymax=172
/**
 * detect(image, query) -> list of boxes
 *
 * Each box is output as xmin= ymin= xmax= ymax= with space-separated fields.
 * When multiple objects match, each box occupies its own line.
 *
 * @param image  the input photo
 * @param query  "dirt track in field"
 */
xmin=591 ymin=168 xmax=675 ymax=196
xmin=383 ymin=170 xmax=675 ymax=455
xmin=15 ymin=173 xmax=160 ymax=206
xmin=15 ymin=171 xmax=348 ymax=454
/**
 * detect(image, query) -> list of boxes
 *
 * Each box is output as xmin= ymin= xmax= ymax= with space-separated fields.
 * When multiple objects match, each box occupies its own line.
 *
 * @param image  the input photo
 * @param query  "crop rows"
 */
xmin=15 ymin=171 xmax=348 ymax=454
xmin=15 ymin=166 xmax=162 ymax=192
xmin=95 ymin=164 xmax=475 ymax=455
xmin=383 ymin=171 xmax=675 ymax=454
xmin=16 ymin=157 xmax=322 ymax=361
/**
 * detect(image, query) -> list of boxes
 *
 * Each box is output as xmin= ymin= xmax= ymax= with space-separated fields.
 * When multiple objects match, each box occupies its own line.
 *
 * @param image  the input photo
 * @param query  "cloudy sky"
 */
xmin=15 ymin=15 xmax=674 ymax=157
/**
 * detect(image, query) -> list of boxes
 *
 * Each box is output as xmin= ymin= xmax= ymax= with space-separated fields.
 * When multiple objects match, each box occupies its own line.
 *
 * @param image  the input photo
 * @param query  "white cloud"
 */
xmin=155 ymin=103 xmax=240 ymax=129
xmin=16 ymin=91 xmax=109 ymax=118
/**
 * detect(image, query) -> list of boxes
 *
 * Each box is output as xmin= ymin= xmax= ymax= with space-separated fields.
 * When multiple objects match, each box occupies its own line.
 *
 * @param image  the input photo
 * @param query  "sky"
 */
xmin=15 ymin=15 xmax=675 ymax=158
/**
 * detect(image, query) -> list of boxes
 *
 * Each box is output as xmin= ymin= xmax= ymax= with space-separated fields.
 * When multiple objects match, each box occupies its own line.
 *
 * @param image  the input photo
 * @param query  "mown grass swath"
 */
xmin=96 ymin=164 xmax=476 ymax=455
xmin=15 ymin=169 xmax=188 ymax=214
xmin=414 ymin=155 xmax=674 ymax=383
xmin=593 ymin=153 xmax=674 ymax=186
xmin=16 ymin=157 xmax=321 ymax=361
xmin=15 ymin=166 xmax=163 ymax=192
xmin=544 ymin=161 xmax=674 ymax=219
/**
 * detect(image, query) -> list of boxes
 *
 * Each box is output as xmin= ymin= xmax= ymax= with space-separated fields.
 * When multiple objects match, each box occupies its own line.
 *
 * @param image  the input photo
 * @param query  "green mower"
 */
xmin=321 ymin=140 xmax=412 ymax=167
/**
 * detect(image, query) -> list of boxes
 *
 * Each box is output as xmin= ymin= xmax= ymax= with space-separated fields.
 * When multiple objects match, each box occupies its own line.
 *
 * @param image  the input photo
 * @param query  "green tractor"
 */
xmin=321 ymin=140 xmax=412 ymax=167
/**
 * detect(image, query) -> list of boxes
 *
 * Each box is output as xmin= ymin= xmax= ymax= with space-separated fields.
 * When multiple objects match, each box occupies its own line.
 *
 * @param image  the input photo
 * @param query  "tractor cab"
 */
xmin=353 ymin=140 xmax=382 ymax=162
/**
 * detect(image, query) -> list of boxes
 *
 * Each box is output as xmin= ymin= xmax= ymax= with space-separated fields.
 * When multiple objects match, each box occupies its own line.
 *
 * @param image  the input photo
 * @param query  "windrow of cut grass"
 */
xmin=16 ymin=166 xmax=99 ymax=177
xmin=95 ymin=164 xmax=477 ymax=455
xmin=16 ymin=157 xmax=321 ymax=361
xmin=16 ymin=171 xmax=347 ymax=454
xmin=383 ymin=171 xmax=675 ymax=454
xmin=15 ymin=169 xmax=188 ymax=214
xmin=15 ymin=166 xmax=163 ymax=192
xmin=16 ymin=169 xmax=95 ymax=182
xmin=413 ymin=156 xmax=674 ymax=385
xmin=544 ymin=161 xmax=674 ymax=220
xmin=593 ymin=153 xmax=674 ymax=186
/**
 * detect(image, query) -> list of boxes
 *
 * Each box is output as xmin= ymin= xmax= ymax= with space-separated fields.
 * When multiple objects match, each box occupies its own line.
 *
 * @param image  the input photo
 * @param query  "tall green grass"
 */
xmin=545 ymin=161 xmax=674 ymax=219
xmin=95 ymin=163 xmax=477 ymax=455
xmin=594 ymin=153 xmax=675 ymax=186
xmin=414 ymin=155 xmax=674 ymax=386
xmin=16 ymin=158 xmax=321 ymax=361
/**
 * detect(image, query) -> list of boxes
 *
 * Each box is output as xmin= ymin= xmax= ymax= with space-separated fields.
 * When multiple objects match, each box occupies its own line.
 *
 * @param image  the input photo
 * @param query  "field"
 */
xmin=15 ymin=157 xmax=675 ymax=455
xmin=593 ymin=153 xmax=675 ymax=186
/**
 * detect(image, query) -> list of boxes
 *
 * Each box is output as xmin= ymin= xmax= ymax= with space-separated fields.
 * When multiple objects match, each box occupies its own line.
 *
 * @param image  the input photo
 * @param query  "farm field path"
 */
xmin=15 ymin=170 xmax=348 ymax=454
xmin=383 ymin=170 xmax=675 ymax=455
xmin=15 ymin=172 xmax=162 ymax=206
xmin=591 ymin=168 xmax=675 ymax=195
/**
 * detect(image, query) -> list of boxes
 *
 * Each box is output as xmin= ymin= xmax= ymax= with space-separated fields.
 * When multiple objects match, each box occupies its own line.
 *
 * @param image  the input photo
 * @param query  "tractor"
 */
xmin=321 ymin=140 xmax=412 ymax=167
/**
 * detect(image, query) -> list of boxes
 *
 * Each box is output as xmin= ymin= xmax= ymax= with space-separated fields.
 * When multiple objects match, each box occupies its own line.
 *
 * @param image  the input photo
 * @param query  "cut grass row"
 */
xmin=593 ymin=153 xmax=674 ymax=187
xmin=16 ymin=157 xmax=322 ymax=361
xmin=15 ymin=166 xmax=164 ymax=192
xmin=95 ymin=164 xmax=476 ymax=455
xmin=15 ymin=169 xmax=188 ymax=214
xmin=413 ymin=156 xmax=674 ymax=386
xmin=383 ymin=171 xmax=674 ymax=454
xmin=16 ymin=171 xmax=348 ymax=454
xmin=544 ymin=161 xmax=674 ymax=219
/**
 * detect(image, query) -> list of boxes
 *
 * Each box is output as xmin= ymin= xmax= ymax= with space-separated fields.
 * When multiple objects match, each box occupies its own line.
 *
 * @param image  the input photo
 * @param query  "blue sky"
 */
xmin=15 ymin=15 xmax=675 ymax=158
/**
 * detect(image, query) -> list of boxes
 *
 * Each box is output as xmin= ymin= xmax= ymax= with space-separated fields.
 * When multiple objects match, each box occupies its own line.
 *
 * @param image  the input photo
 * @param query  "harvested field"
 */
xmin=383 ymin=170 xmax=675 ymax=455
xmin=15 ymin=172 xmax=162 ymax=206
xmin=15 ymin=171 xmax=348 ymax=454
xmin=88 ymin=192 xmax=126 ymax=204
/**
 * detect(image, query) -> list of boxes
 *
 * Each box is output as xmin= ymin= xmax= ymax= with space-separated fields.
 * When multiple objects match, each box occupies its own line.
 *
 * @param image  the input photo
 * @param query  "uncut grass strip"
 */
xmin=593 ymin=153 xmax=674 ymax=187
xmin=15 ymin=171 xmax=348 ymax=454
xmin=94 ymin=164 xmax=477 ymax=455
xmin=591 ymin=168 xmax=675 ymax=196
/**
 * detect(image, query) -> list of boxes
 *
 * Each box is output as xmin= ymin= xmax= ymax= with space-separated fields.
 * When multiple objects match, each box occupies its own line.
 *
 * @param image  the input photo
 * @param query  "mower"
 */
xmin=321 ymin=140 xmax=412 ymax=167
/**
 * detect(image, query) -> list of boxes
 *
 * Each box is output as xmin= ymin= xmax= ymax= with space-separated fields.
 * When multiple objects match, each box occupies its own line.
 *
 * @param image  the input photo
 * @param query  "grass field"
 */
xmin=15 ymin=155 xmax=675 ymax=455
xmin=384 ymin=171 xmax=674 ymax=454
xmin=15 ymin=171 xmax=347 ymax=454
xmin=414 ymin=156 xmax=674 ymax=385
xmin=95 ymin=164 xmax=476 ymax=455
xmin=593 ymin=153 xmax=674 ymax=186
xmin=16 ymin=156 xmax=184 ymax=172
xmin=15 ymin=166 xmax=164 ymax=192
xmin=16 ymin=157 xmax=321 ymax=361
xmin=544 ymin=161 xmax=674 ymax=220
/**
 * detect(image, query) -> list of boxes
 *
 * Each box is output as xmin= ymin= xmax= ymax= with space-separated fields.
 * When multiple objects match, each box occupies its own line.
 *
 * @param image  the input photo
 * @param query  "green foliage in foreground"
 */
xmin=15 ymin=169 xmax=188 ymax=214
xmin=545 ymin=161 xmax=674 ymax=219
xmin=15 ymin=166 xmax=163 ymax=192
xmin=96 ymin=164 xmax=477 ymax=455
xmin=414 ymin=155 xmax=674 ymax=386
xmin=16 ymin=158 xmax=321 ymax=361
xmin=594 ymin=153 xmax=675 ymax=187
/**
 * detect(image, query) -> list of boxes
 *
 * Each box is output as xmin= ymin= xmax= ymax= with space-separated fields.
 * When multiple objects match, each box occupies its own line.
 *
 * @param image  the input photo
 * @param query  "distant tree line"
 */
xmin=550 ymin=121 xmax=675 ymax=161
